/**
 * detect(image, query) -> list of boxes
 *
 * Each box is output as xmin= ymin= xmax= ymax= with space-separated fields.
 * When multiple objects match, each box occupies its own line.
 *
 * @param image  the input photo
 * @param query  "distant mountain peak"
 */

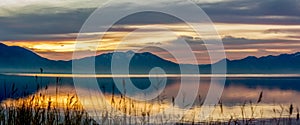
xmin=0 ymin=44 xmax=300 ymax=74
xmin=293 ymin=52 xmax=300 ymax=57
xmin=0 ymin=42 xmax=7 ymax=47
xmin=244 ymin=56 xmax=258 ymax=60
xmin=126 ymin=50 xmax=135 ymax=54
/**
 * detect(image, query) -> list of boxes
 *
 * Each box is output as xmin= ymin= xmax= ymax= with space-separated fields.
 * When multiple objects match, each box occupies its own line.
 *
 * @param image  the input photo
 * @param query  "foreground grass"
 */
xmin=1 ymin=77 xmax=300 ymax=124
xmin=0 ymin=93 xmax=96 ymax=125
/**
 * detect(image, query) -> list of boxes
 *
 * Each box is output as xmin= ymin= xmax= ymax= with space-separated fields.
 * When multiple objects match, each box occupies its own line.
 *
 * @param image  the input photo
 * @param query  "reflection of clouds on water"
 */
xmin=2 ymin=85 xmax=300 ymax=122
xmin=0 ymin=75 xmax=300 ymax=105
xmin=1 ymin=74 xmax=300 ymax=105
xmin=163 ymin=78 xmax=300 ymax=105
xmin=222 ymin=85 xmax=300 ymax=104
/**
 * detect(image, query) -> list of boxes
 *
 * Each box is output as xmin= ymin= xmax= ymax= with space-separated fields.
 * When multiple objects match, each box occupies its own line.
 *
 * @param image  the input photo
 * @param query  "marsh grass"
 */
xmin=0 ymin=75 xmax=96 ymax=125
xmin=0 ymin=77 xmax=300 ymax=125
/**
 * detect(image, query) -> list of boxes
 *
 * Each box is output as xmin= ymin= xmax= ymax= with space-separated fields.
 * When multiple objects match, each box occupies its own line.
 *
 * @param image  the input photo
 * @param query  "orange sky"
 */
xmin=2 ymin=23 xmax=300 ymax=64
xmin=1 ymin=0 xmax=300 ymax=64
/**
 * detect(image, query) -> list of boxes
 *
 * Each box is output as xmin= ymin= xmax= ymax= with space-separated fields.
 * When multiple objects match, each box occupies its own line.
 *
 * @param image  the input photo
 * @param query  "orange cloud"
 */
xmin=1 ymin=23 xmax=300 ymax=63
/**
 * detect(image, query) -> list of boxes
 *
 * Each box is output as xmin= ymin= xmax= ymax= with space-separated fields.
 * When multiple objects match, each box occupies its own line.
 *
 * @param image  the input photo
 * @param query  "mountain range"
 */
xmin=0 ymin=43 xmax=300 ymax=74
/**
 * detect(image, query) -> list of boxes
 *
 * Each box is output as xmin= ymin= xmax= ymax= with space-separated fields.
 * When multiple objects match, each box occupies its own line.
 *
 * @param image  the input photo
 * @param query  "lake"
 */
xmin=1 ymin=73 xmax=300 ymax=103
xmin=1 ymin=73 xmax=300 ymax=121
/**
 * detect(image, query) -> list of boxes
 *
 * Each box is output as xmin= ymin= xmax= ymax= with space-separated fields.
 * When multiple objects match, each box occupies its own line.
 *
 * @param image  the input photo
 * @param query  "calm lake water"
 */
xmin=1 ymin=73 xmax=300 ymax=106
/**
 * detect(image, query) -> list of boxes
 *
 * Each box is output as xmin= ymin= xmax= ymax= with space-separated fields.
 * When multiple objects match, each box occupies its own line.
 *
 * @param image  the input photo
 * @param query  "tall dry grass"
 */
xmin=1 ymin=76 xmax=300 ymax=125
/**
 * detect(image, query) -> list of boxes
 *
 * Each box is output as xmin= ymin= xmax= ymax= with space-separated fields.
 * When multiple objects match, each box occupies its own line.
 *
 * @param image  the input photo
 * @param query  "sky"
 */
xmin=0 ymin=0 xmax=300 ymax=64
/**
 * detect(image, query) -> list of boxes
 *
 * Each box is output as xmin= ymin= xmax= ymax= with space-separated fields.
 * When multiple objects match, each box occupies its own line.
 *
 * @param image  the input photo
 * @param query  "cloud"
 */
xmin=0 ymin=7 xmax=96 ymax=41
xmin=0 ymin=0 xmax=300 ymax=64
xmin=0 ymin=2 xmax=188 ymax=41
xmin=1 ymin=0 xmax=300 ymax=41
xmin=200 ymin=0 xmax=300 ymax=25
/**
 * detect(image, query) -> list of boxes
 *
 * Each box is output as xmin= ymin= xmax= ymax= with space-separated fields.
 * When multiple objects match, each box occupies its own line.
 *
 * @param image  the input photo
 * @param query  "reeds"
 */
xmin=1 ymin=77 xmax=300 ymax=125
xmin=0 ymin=91 xmax=94 ymax=125
xmin=0 ymin=75 xmax=95 ymax=125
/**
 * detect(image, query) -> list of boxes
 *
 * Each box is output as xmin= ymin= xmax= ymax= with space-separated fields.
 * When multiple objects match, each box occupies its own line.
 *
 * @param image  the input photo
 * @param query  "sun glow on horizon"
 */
xmin=1 ymin=23 xmax=300 ymax=64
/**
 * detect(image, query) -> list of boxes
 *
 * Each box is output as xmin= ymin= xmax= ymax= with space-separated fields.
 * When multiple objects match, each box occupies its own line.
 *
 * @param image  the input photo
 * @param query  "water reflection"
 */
xmin=1 ymin=74 xmax=300 ymax=121
xmin=1 ymin=74 xmax=300 ymax=104
xmin=2 ymin=84 xmax=299 ymax=122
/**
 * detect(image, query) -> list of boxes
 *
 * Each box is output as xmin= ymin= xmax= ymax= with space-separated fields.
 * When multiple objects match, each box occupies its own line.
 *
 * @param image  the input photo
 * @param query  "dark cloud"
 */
xmin=0 ymin=6 xmax=184 ymax=41
xmin=115 ymin=11 xmax=183 ymax=25
xmin=101 ymin=0 xmax=300 ymax=25
xmin=264 ymin=28 xmax=300 ymax=34
xmin=221 ymin=36 xmax=295 ymax=45
xmin=185 ymin=35 xmax=297 ymax=46
xmin=0 ymin=0 xmax=299 ymax=41
xmin=183 ymin=35 xmax=300 ymax=52
xmin=200 ymin=0 xmax=300 ymax=25
xmin=258 ymin=0 xmax=299 ymax=16
xmin=0 ymin=7 xmax=95 ymax=41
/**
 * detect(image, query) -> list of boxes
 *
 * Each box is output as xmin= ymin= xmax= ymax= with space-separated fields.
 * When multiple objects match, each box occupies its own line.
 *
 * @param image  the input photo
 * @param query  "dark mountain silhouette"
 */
xmin=0 ymin=43 xmax=300 ymax=74
xmin=223 ymin=52 xmax=300 ymax=74
xmin=72 ymin=51 xmax=180 ymax=74
xmin=0 ymin=43 xmax=70 ymax=73
xmin=0 ymin=43 xmax=180 ymax=74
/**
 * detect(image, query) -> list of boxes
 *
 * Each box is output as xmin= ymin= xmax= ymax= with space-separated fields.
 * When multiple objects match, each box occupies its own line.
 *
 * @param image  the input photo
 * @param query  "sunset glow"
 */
xmin=2 ymin=22 xmax=300 ymax=63
xmin=0 ymin=0 xmax=300 ymax=124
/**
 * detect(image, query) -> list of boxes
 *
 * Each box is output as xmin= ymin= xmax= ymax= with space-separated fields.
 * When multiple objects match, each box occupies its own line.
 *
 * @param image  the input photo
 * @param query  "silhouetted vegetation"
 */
xmin=0 ymin=76 xmax=300 ymax=125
